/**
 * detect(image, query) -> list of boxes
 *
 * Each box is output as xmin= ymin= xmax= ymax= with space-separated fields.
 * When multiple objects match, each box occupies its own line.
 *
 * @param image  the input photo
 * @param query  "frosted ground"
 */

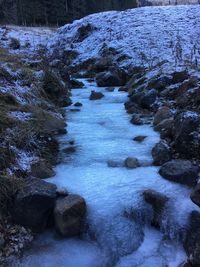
xmin=49 ymin=5 xmax=200 ymax=71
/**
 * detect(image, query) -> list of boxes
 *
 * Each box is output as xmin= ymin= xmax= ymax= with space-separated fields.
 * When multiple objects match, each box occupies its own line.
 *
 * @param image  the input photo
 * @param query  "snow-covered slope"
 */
xmin=142 ymin=0 xmax=199 ymax=5
xmin=49 ymin=5 xmax=200 ymax=71
xmin=0 ymin=26 xmax=56 ymax=53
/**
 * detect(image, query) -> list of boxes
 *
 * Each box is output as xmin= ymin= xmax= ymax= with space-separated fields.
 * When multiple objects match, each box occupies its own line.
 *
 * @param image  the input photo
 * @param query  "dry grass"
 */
xmin=0 ymin=176 xmax=23 ymax=216
xmin=0 ymin=48 xmax=22 ymax=65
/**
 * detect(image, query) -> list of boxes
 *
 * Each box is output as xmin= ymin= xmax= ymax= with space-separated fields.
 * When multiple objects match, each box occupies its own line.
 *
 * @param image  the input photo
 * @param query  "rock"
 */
xmin=174 ymin=77 xmax=199 ymax=100
xmin=148 ymin=76 xmax=171 ymax=91
xmin=63 ymin=146 xmax=76 ymax=154
xmin=107 ymin=160 xmax=122 ymax=168
xmin=105 ymin=87 xmax=115 ymax=92
xmin=190 ymin=184 xmax=200 ymax=208
xmin=176 ymin=86 xmax=200 ymax=109
xmin=69 ymin=140 xmax=75 ymax=145
xmin=93 ymin=57 xmax=113 ymax=72
xmin=152 ymin=141 xmax=171 ymax=166
xmin=74 ymin=23 xmax=95 ymax=43
xmin=171 ymin=70 xmax=189 ymax=84
xmin=154 ymin=118 xmax=174 ymax=139
xmin=71 ymin=79 xmax=84 ymax=88
xmin=124 ymin=100 xmax=134 ymax=110
xmin=153 ymin=107 xmax=173 ymax=126
xmin=140 ymin=89 xmax=157 ymax=109
xmin=159 ymin=160 xmax=199 ymax=186
xmin=54 ymin=194 xmax=86 ymax=237
xmin=89 ymin=91 xmax=104 ymax=100
xmin=56 ymin=187 xmax=68 ymax=197
xmin=130 ymin=91 xmax=145 ymax=106
xmin=143 ymin=189 xmax=169 ymax=228
xmin=184 ymin=211 xmax=200 ymax=267
xmin=173 ymin=112 xmax=200 ymax=159
xmin=13 ymin=178 xmax=57 ymax=232
xmin=31 ymin=160 xmax=56 ymax=179
xmin=125 ymin=157 xmax=140 ymax=169
xmin=130 ymin=114 xmax=143 ymax=125
xmin=100 ymin=44 xmax=118 ymax=58
xmin=74 ymin=102 xmax=83 ymax=107
xmin=133 ymin=136 xmax=147 ymax=142
xmin=96 ymin=68 xmax=126 ymax=87
xmin=126 ymin=103 xmax=148 ymax=115
xmin=70 ymin=108 xmax=81 ymax=112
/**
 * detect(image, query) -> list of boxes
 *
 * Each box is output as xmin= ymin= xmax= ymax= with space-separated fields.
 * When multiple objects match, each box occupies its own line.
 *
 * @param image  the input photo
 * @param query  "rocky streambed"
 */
xmin=9 ymin=78 xmax=199 ymax=267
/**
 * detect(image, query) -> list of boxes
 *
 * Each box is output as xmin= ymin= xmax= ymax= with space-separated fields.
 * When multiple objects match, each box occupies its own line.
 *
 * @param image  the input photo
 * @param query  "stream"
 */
xmin=14 ymin=79 xmax=198 ymax=267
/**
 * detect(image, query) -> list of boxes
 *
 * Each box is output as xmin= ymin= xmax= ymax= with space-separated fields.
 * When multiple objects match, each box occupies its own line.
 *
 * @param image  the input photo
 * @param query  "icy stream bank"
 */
xmin=15 ymin=80 xmax=198 ymax=267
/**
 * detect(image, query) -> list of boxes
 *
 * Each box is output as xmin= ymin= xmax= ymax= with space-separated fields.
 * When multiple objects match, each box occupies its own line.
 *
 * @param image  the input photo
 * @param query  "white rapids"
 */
xmin=14 ymin=79 xmax=198 ymax=267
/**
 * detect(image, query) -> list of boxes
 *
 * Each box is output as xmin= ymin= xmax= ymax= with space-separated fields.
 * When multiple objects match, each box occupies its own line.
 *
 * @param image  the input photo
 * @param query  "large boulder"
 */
xmin=190 ymin=184 xmax=200 ymax=208
xmin=96 ymin=68 xmax=126 ymax=87
xmin=152 ymin=141 xmax=171 ymax=166
xmin=159 ymin=160 xmax=199 ymax=186
xmin=173 ymin=112 xmax=200 ymax=159
xmin=153 ymin=106 xmax=173 ymax=126
xmin=143 ymin=189 xmax=169 ymax=228
xmin=184 ymin=211 xmax=200 ymax=267
xmin=54 ymin=194 xmax=86 ymax=237
xmin=13 ymin=178 xmax=57 ymax=232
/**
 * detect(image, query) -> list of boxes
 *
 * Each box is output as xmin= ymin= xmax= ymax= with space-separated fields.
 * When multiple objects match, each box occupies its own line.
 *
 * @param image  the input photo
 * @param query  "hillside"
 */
xmin=48 ymin=5 xmax=200 ymax=75
xmin=142 ymin=0 xmax=200 ymax=5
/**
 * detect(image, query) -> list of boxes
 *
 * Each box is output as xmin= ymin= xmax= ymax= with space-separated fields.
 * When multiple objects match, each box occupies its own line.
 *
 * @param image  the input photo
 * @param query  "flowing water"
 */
xmin=14 ymin=79 xmax=198 ymax=267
